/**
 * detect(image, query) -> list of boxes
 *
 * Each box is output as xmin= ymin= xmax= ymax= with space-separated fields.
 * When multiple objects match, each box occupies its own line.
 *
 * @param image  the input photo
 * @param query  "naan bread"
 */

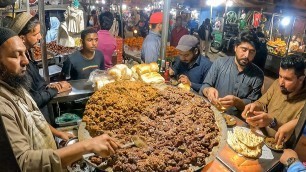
xmin=227 ymin=131 xmax=262 ymax=158
xmin=234 ymin=127 xmax=264 ymax=148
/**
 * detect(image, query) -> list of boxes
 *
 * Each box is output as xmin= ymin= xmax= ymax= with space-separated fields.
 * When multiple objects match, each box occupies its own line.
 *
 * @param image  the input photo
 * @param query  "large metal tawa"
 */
xmin=78 ymin=85 xmax=228 ymax=171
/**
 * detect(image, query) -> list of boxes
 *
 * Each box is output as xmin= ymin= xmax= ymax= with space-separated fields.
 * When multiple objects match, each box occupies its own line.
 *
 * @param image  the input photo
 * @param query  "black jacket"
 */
xmin=25 ymin=51 xmax=57 ymax=122
xmin=198 ymin=24 xmax=213 ymax=41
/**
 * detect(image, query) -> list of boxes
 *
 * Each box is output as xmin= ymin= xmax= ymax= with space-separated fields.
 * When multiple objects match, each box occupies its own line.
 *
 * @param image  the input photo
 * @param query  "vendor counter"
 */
xmin=50 ymin=79 xmax=94 ymax=103
xmin=124 ymin=46 xmax=142 ymax=64
xmin=49 ymin=79 xmax=94 ymax=124
xmin=39 ymin=64 xmax=62 ymax=78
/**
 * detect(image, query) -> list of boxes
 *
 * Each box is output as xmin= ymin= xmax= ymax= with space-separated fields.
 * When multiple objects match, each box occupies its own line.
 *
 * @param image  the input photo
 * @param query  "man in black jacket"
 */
xmin=10 ymin=12 xmax=72 ymax=124
xmin=198 ymin=18 xmax=212 ymax=57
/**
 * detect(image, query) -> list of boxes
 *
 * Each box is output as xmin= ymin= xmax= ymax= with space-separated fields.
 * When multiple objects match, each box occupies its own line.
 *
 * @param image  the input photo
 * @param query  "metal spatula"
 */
xmin=122 ymin=136 xmax=147 ymax=148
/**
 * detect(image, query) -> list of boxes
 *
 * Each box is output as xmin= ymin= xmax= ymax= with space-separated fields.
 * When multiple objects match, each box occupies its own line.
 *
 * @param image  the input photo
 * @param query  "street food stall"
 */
xmin=57 ymin=61 xmax=283 ymax=172
xmin=265 ymin=14 xmax=306 ymax=75
xmin=1 ymin=0 xmax=306 ymax=172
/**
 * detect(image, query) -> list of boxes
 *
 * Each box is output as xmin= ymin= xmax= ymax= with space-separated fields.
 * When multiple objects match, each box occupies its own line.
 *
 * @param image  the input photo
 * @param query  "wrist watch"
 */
xmin=286 ymin=157 xmax=297 ymax=167
xmin=269 ymin=117 xmax=277 ymax=128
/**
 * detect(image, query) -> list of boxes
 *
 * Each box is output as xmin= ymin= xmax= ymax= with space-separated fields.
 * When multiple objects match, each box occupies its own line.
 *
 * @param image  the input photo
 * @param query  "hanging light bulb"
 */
xmin=226 ymin=0 xmax=233 ymax=6
xmin=122 ymin=4 xmax=127 ymax=10
xmin=281 ymin=17 xmax=291 ymax=26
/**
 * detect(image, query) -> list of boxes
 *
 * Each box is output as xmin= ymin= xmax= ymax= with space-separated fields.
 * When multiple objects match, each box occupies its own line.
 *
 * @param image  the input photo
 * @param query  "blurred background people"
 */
xmin=46 ymin=17 xmax=60 ymax=43
xmin=198 ymin=18 xmax=213 ymax=57
xmin=141 ymin=12 xmax=163 ymax=63
xmin=97 ymin=11 xmax=117 ymax=70
xmin=170 ymin=16 xmax=188 ymax=47
xmin=87 ymin=10 xmax=99 ymax=30
xmin=253 ymin=27 xmax=268 ymax=71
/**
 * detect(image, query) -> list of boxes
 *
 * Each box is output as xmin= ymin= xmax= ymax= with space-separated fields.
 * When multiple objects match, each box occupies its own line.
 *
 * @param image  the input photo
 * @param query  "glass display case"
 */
xmin=266 ymin=14 xmax=292 ymax=57
xmin=288 ymin=17 xmax=306 ymax=54
xmin=265 ymin=13 xmax=294 ymax=74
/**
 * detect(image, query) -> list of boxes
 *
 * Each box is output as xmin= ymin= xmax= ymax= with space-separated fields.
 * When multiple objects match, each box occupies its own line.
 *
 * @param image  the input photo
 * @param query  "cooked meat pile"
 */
xmin=83 ymin=81 xmax=220 ymax=172
xmin=47 ymin=41 xmax=75 ymax=55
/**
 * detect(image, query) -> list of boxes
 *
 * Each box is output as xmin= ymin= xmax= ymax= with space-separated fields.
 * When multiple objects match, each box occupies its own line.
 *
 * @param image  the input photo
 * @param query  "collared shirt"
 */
xmin=256 ymin=79 xmax=306 ymax=137
xmin=287 ymin=161 xmax=306 ymax=172
xmin=141 ymin=30 xmax=161 ymax=63
xmin=170 ymin=26 xmax=188 ymax=47
xmin=200 ymin=56 xmax=264 ymax=114
xmin=172 ymin=55 xmax=212 ymax=92
xmin=0 ymin=81 xmax=62 ymax=172
xmin=97 ymin=30 xmax=117 ymax=70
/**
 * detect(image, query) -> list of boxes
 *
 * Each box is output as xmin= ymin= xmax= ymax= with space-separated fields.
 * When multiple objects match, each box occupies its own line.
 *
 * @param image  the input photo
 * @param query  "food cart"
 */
xmin=265 ymin=13 xmax=306 ymax=75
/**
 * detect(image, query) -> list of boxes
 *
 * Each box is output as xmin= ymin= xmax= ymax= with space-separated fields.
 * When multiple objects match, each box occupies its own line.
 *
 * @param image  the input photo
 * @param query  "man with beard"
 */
xmin=141 ymin=12 xmax=163 ymax=63
xmin=200 ymin=30 xmax=264 ymax=115
xmin=0 ymin=27 xmax=120 ymax=171
xmin=62 ymin=27 xmax=105 ymax=80
xmin=169 ymin=35 xmax=212 ymax=92
xmin=10 ymin=12 xmax=72 ymax=124
xmin=242 ymin=54 xmax=306 ymax=138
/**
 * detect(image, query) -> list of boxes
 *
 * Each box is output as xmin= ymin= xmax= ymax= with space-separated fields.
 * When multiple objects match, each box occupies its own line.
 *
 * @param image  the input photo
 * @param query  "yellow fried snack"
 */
xmin=178 ymin=83 xmax=190 ymax=91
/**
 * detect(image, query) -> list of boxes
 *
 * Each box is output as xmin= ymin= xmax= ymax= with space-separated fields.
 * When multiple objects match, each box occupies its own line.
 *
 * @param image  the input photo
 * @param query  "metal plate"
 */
xmin=78 ymin=122 xmax=91 ymax=141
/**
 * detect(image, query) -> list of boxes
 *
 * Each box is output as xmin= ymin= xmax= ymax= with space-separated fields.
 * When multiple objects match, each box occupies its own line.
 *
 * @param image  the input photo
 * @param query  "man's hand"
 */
xmin=241 ymin=103 xmax=263 ymax=119
xmin=218 ymin=95 xmax=238 ymax=109
xmin=48 ymin=81 xmax=72 ymax=93
xmin=275 ymin=119 xmax=298 ymax=146
xmin=245 ymin=111 xmax=273 ymax=128
xmin=58 ymin=131 xmax=75 ymax=141
xmin=178 ymin=75 xmax=191 ymax=86
xmin=48 ymin=83 xmax=61 ymax=91
xmin=204 ymin=87 xmax=219 ymax=105
xmin=280 ymin=149 xmax=299 ymax=165
xmin=87 ymin=134 xmax=121 ymax=157
xmin=58 ymin=81 xmax=72 ymax=93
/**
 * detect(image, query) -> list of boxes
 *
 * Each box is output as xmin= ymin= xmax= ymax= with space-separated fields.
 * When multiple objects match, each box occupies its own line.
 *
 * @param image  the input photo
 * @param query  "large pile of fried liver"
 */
xmin=83 ymin=81 xmax=220 ymax=172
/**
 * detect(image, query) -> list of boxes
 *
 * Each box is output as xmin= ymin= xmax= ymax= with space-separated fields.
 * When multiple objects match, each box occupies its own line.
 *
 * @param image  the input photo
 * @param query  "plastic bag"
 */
xmin=87 ymin=69 xmax=114 ymax=90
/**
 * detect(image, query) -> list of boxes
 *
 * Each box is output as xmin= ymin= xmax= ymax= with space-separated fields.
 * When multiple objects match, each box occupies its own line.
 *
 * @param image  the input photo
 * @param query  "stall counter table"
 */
xmin=39 ymin=64 xmax=62 ymax=78
xmin=49 ymin=79 xmax=94 ymax=125
xmin=124 ymin=47 xmax=142 ymax=64
xmin=50 ymin=79 xmax=94 ymax=103
xmin=203 ymin=116 xmax=282 ymax=172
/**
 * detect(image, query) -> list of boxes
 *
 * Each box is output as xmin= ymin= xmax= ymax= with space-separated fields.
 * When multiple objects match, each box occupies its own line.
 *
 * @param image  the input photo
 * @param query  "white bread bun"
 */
xmin=150 ymin=62 xmax=159 ymax=72
xmin=96 ymin=79 xmax=115 ymax=90
xmin=132 ymin=72 xmax=139 ymax=80
xmin=108 ymin=68 xmax=122 ymax=80
xmin=122 ymin=68 xmax=133 ymax=80
xmin=137 ymin=64 xmax=151 ymax=75
xmin=141 ymin=72 xmax=165 ymax=84
xmin=131 ymin=65 xmax=140 ymax=80
xmin=114 ymin=64 xmax=128 ymax=71
xmin=131 ymin=65 xmax=139 ymax=74
xmin=178 ymin=83 xmax=191 ymax=91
